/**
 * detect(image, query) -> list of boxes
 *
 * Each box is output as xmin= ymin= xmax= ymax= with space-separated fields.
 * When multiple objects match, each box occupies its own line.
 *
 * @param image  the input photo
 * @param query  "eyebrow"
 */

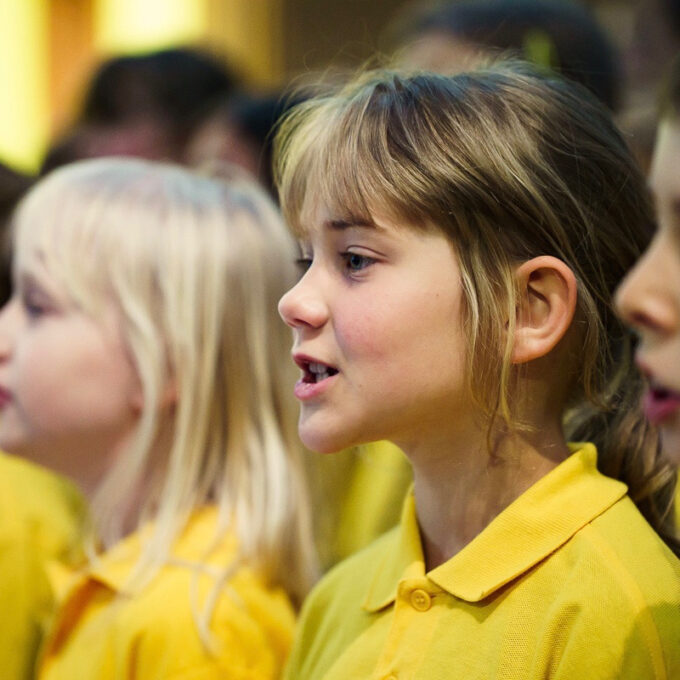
xmin=323 ymin=218 xmax=377 ymax=231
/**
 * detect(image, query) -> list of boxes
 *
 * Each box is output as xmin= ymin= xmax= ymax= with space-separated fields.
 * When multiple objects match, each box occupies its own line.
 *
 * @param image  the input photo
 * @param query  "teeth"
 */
xmin=308 ymin=362 xmax=332 ymax=383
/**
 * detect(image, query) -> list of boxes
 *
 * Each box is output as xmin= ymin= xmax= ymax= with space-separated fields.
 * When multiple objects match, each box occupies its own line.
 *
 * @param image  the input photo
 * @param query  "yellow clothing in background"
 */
xmin=308 ymin=441 xmax=412 ymax=570
xmin=0 ymin=453 xmax=86 ymax=680
xmin=286 ymin=444 xmax=680 ymax=679
xmin=39 ymin=507 xmax=295 ymax=680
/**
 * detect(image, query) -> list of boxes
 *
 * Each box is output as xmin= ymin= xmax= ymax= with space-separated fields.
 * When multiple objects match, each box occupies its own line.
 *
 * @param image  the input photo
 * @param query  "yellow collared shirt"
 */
xmin=39 ymin=507 xmax=296 ymax=680
xmin=285 ymin=444 xmax=680 ymax=679
xmin=0 ymin=453 xmax=86 ymax=680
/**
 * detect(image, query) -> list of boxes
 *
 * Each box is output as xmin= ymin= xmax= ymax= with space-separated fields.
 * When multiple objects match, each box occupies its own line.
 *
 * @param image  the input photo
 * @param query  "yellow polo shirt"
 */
xmin=0 ymin=453 xmax=86 ymax=680
xmin=285 ymin=444 xmax=680 ymax=679
xmin=39 ymin=507 xmax=296 ymax=680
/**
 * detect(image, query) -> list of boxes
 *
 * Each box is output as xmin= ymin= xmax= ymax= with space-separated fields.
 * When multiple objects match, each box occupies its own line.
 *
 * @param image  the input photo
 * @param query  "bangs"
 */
xmin=275 ymin=74 xmax=442 ymax=236
xmin=12 ymin=160 xmax=168 ymax=317
xmin=13 ymin=167 xmax=115 ymax=313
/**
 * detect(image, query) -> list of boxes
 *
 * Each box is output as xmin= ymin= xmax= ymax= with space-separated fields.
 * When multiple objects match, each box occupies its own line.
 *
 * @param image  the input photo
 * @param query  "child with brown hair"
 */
xmin=275 ymin=64 xmax=679 ymax=679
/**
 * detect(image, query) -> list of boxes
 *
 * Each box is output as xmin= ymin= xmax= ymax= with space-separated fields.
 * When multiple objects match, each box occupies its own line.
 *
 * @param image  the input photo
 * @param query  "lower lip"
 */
xmin=643 ymin=388 xmax=680 ymax=425
xmin=293 ymin=374 xmax=338 ymax=401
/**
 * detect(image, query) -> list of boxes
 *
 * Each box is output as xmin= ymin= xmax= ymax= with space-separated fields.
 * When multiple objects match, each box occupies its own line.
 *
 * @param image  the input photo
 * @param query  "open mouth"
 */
xmin=301 ymin=361 xmax=339 ymax=384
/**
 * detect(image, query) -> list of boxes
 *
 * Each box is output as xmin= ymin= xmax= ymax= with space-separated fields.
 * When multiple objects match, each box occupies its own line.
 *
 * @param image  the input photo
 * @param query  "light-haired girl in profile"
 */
xmin=276 ymin=64 xmax=679 ymax=679
xmin=0 ymin=158 xmax=315 ymax=679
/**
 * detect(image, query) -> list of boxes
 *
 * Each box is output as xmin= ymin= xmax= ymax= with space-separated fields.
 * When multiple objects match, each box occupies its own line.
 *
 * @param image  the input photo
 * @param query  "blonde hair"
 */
xmin=274 ymin=63 xmax=678 ymax=553
xmin=12 ymin=158 xmax=316 ymax=609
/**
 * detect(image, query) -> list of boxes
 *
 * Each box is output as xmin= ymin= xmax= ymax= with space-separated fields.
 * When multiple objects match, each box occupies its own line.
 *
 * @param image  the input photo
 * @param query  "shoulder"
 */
xmin=121 ymin=555 xmax=296 ymax=677
xmin=573 ymin=495 xmax=680 ymax=603
xmin=542 ymin=496 xmax=680 ymax=678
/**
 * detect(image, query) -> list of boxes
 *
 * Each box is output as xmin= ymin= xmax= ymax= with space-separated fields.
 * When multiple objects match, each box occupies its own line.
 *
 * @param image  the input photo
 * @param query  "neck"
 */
xmin=400 ymin=419 xmax=570 ymax=571
xmin=93 ymin=419 xmax=174 ymax=547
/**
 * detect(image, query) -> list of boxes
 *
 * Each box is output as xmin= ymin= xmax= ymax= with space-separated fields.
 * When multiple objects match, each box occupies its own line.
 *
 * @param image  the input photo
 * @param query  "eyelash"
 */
xmin=340 ymin=251 xmax=375 ymax=273
xmin=294 ymin=251 xmax=377 ymax=277
xmin=21 ymin=292 xmax=50 ymax=319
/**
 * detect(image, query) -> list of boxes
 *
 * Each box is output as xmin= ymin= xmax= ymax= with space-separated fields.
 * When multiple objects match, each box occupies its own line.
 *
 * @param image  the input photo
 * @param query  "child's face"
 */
xmin=0 ymin=264 xmax=142 ymax=487
xmin=616 ymin=120 xmax=680 ymax=464
xmin=278 ymin=206 xmax=472 ymax=454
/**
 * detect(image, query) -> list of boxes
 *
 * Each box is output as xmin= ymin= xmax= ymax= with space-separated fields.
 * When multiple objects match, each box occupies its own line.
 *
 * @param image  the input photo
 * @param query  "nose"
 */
xmin=278 ymin=272 xmax=329 ymax=331
xmin=0 ymin=298 xmax=20 ymax=361
xmin=615 ymin=237 xmax=678 ymax=338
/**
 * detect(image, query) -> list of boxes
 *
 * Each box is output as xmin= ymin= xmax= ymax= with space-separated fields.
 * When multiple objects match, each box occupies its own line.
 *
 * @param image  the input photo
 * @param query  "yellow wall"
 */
xmin=205 ymin=0 xmax=284 ymax=88
xmin=0 ymin=0 xmax=49 ymax=173
xmin=94 ymin=0 xmax=207 ymax=54
xmin=0 ymin=0 xmax=214 ymax=173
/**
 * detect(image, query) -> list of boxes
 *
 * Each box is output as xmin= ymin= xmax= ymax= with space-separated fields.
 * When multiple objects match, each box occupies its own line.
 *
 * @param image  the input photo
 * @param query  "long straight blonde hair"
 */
xmin=274 ymin=63 xmax=678 ymax=554
xmin=12 ymin=158 xmax=316 ymax=607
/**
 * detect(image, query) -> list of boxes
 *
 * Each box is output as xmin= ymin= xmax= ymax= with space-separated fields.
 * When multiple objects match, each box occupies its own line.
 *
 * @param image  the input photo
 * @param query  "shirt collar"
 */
xmin=363 ymin=443 xmax=627 ymax=611
xmin=48 ymin=506 xmax=233 ymax=600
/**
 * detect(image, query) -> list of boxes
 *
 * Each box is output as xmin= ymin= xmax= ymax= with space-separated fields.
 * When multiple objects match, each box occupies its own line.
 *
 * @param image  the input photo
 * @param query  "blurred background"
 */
xmin=0 ymin=0 xmax=678 ymax=175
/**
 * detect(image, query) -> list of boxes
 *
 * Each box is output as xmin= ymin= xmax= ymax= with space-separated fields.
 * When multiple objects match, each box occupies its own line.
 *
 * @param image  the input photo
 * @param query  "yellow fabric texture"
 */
xmin=309 ymin=441 xmax=412 ymax=570
xmin=0 ymin=453 xmax=86 ymax=680
xmin=39 ymin=507 xmax=296 ymax=680
xmin=285 ymin=444 xmax=680 ymax=680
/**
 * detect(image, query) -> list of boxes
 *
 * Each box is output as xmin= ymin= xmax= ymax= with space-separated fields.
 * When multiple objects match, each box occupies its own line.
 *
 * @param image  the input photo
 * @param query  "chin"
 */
xmin=298 ymin=418 xmax=361 ymax=454
xmin=299 ymin=430 xmax=348 ymax=454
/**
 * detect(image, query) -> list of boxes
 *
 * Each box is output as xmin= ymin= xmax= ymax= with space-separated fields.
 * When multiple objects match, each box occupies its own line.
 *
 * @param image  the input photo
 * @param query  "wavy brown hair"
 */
xmin=274 ymin=63 xmax=678 ymax=554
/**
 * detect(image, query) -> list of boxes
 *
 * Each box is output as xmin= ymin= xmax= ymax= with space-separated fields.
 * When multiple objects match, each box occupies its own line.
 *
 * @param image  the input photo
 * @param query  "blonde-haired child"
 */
xmin=275 ymin=64 xmax=679 ymax=679
xmin=0 ymin=158 xmax=315 ymax=678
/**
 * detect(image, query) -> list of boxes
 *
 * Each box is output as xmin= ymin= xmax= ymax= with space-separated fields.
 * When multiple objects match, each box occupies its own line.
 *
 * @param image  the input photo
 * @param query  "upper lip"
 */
xmin=635 ymin=357 xmax=680 ymax=395
xmin=0 ymin=384 xmax=12 ymax=402
xmin=292 ymin=352 xmax=338 ymax=372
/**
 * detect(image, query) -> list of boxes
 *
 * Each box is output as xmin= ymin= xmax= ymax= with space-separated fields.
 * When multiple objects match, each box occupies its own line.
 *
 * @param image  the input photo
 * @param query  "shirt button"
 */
xmin=410 ymin=588 xmax=431 ymax=611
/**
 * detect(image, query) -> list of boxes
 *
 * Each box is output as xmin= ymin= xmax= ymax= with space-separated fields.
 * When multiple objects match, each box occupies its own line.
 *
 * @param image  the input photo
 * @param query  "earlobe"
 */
xmin=511 ymin=256 xmax=577 ymax=364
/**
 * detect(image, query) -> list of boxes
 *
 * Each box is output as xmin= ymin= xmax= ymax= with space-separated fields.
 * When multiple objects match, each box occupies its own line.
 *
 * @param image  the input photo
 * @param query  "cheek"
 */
xmin=333 ymin=296 xmax=384 ymax=350
xmin=16 ymin=332 xmax=135 ymax=427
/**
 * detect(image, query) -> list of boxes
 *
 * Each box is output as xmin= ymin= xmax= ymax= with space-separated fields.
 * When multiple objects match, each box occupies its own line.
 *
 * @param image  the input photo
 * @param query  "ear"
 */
xmin=511 ymin=256 xmax=577 ymax=364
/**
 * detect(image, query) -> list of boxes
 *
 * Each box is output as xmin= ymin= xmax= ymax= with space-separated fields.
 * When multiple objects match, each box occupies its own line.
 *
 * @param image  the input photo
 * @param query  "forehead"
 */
xmin=295 ymin=192 xmax=432 ymax=244
xmin=649 ymin=121 xmax=680 ymax=213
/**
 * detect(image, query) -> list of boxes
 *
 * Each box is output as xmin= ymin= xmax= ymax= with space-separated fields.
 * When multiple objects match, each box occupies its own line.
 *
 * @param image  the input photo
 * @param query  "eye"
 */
xmin=20 ymin=288 xmax=53 ymax=319
xmin=341 ymin=252 xmax=374 ymax=272
xmin=23 ymin=297 xmax=47 ymax=318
